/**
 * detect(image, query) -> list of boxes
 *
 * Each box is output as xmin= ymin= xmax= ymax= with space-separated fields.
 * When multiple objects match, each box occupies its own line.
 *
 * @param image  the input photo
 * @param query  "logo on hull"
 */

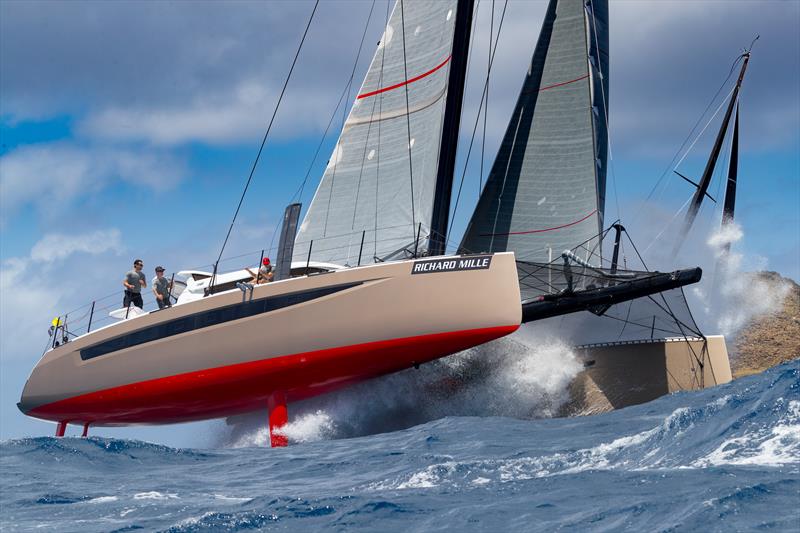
xmin=411 ymin=255 xmax=492 ymax=275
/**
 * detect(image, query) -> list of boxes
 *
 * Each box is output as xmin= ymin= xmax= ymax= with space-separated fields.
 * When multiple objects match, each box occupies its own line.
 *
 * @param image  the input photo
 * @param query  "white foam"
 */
xmin=133 ymin=491 xmax=179 ymax=500
xmin=87 ymin=496 xmax=118 ymax=504
xmin=273 ymin=410 xmax=335 ymax=443
xmin=220 ymin=333 xmax=583 ymax=446
xmin=693 ymin=399 xmax=800 ymax=467
xmin=213 ymin=494 xmax=252 ymax=503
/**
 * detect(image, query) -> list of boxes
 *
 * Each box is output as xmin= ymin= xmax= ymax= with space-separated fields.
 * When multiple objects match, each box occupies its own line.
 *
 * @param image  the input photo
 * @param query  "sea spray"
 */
xmin=218 ymin=332 xmax=582 ymax=446
xmin=690 ymin=222 xmax=791 ymax=336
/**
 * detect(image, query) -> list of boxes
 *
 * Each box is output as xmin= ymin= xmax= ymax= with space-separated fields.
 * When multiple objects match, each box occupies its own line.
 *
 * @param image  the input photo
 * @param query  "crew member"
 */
xmin=123 ymin=259 xmax=147 ymax=309
xmin=259 ymin=257 xmax=274 ymax=283
xmin=247 ymin=257 xmax=274 ymax=284
xmin=152 ymin=266 xmax=173 ymax=309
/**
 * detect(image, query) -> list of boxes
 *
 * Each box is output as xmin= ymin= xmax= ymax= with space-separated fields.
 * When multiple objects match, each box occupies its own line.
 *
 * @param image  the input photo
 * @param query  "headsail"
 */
xmin=295 ymin=0 xmax=470 ymax=265
xmin=459 ymin=0 xmax=609 ymax=264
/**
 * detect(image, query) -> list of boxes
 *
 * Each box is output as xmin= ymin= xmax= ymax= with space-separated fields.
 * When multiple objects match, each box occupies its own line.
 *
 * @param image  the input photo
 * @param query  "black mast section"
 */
xmin=428 ymin=0 xmax=475 ymax=257
xmin=722 ymin=104 xmax=739 ymax=226
xmin=674 ymin=52 xmax=750 ymax=254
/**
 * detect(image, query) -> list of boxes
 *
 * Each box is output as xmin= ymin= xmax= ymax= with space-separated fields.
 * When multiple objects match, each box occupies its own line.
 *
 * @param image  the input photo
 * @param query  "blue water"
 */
xmin=2 ymin=360 xmax=799 ymax=532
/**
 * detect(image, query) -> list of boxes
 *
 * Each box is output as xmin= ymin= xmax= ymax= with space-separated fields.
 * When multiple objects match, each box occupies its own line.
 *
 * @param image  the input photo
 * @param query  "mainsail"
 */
xmin=459 ymin=0 xmax=609 ymax=264
xmin=295 ymin=0 xmax=471 ymax=265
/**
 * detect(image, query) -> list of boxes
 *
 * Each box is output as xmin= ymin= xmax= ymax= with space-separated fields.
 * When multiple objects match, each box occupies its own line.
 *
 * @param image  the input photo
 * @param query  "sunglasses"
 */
xmin=135 ymin=263 xmax=143 ymax=267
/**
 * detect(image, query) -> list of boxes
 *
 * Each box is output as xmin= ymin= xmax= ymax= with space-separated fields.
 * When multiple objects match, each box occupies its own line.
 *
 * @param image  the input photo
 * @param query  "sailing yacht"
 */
xmin=19 ymin=0 xmax=525 ymax=447
xmin=19 ymin=0 xmax=708 ymax=445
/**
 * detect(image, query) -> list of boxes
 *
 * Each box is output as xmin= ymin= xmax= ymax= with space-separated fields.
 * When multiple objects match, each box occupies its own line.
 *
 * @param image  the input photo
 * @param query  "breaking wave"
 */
xmin=2 ymin=360 xmax=797 ymax=531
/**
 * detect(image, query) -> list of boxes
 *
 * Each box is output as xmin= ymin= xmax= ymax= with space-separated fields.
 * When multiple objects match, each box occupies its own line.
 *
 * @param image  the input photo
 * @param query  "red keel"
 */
xmin=55 ymin=421 xmax=67 ymax=437
xmin=268 ymin=391 xmax=288 ymax=447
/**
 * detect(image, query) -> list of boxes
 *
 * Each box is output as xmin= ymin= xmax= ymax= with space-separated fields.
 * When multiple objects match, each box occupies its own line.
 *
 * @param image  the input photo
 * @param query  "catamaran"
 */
xmin=19 ymin=0 xmax=706 ymax=446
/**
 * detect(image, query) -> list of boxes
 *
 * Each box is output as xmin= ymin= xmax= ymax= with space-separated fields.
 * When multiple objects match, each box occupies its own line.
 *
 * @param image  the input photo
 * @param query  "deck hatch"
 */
xmin=80 ymin=282 xmax=362 ymax=361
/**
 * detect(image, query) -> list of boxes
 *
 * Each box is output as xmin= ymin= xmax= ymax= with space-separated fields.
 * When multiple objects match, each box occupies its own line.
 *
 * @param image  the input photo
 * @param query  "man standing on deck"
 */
xmin=123 ymin=259 xmax=146 ymax=309
xmin=152 ymin=266 xmax=172 ymax=309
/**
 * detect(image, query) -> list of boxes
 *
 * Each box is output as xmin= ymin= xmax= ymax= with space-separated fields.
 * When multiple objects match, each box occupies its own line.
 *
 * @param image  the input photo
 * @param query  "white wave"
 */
xmin=367 ymin=395 xmax=767 ymax=491
xmin=219 ymin=332 xmax=583 ymax=446
xmin=693 ymin=399 xmax=800 ymax=467
xmin=213 ymin=494 xmax=252 ymax=503
xmin=133 ymin=491 xmax=179 ymax=500
xmin=273 ymin=410 xmax=336 ymax=443
xmin=87 ymin=496 xmax=118 ymax=504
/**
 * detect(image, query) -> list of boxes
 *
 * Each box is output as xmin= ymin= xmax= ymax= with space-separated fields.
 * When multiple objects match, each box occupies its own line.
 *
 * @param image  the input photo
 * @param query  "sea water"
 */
xmin=2 ymin=360 xmax=798 ymax=532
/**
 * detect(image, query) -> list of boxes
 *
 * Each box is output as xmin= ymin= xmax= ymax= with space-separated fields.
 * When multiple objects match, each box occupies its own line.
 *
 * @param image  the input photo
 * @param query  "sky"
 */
xmin=1 ymin=0 xmax=798 ymax=446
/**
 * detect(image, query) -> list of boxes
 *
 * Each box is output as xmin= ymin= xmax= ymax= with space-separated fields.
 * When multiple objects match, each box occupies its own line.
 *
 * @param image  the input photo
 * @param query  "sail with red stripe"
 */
xmin=460 ymin=0 xmax=609 ymax=265
xmin=295 ymin=0 xmax=463 ymax=265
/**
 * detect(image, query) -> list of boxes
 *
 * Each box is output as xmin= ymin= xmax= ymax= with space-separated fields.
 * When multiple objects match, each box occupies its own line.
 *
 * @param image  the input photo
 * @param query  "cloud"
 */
xmin=0 ymin=142 xmax=186 ymax=222
xmin=2 ymin=1 xmax=796 ymax=153
xmin=30 ymin=229 xmax=123 ymax=263
xmin=0 ymin=228 xmax=125 ymax=360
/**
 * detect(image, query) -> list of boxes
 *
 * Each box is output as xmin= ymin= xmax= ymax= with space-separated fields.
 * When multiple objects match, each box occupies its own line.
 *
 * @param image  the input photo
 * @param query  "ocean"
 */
xmin=2 ymin=359 xmax=798 ymax=532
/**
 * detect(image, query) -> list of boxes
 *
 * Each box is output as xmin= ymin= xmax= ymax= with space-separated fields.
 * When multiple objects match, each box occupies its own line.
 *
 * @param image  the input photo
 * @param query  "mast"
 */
xmin=428 ymin=0 xmax=476 ymax=257
xmin=674 ymin=51 xmax=750 ymax=254
xmin=722 ymin=103 xmax=739 ymax=226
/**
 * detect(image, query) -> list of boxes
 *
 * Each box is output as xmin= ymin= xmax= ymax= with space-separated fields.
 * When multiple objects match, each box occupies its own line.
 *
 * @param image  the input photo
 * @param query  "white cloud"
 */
xmin=30 ymin=229 xmax=123 ymax=263
xmin=0 ymin=142 xmax=186 ymax=222
xmin=78 ymin=81 xmax=336 ymax=146
xmin=2 ymin=0 xmax=796 ymax=153
xmin=0 ymin=228 xmax=125 ymax=360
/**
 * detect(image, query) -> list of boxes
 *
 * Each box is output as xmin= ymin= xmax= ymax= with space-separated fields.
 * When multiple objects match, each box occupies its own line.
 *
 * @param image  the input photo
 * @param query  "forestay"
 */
xmin=295 ymin=0 xmax=461 ymax=265
xmin=459 ymin=0 xmax=609 ymax=264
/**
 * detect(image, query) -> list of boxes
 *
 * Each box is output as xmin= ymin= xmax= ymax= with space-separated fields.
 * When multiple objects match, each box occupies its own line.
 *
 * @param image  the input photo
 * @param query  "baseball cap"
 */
xmin=262 ymin=257 xmax=271 ymax=266
xmin=155 ymin=266 xmax=165 ymax=272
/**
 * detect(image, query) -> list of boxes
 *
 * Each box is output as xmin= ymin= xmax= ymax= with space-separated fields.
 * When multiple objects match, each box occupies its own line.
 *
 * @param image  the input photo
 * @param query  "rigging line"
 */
xmin=673 ymin=84 xmax=736 ymax=170
xmin=447 ymin=0 xmax=510 ymax=241
xmin=586 ymin=0 xmax=620 ymax=223
xmin=641 ymin=195 xmax=693 ymax=255
xmin=480 ymin=0 xmax=494 ymax=194
xmin=292 ymin=82 xmax=350 ymax=205
xmin=352 ymin=85 xmax=382 ymax=229
xmin=323 ymin=68 xmax=353 ymax=237
xmin=631 ymin=53 xmax=744 ymax=227
xmin=639 ymin=86 xmax=735 ymax=252
xmin=291 ymin=0 xmax=380 ymax=210
xmin=399 ymin=0 xmax=417 ymax=242
xmin=350 ymin=0 xmax=381 ymax=231
xmin=211 ymin=0 xmax=319 ymax=284
xmin=375 ymin=0 xmax=391 ymax=260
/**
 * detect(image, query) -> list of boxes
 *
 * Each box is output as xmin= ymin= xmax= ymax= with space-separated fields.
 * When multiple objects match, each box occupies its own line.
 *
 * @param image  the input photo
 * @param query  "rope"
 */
xmin=399 ymin=0 xmax=417 ymax=242
xmin=375 ymin=0 xmax=391 ymax=260
xmin=586 ymin=0 xmax=621 ymax=223
xmin=447 ymin=0 xmax=510 ymax=241
xmin=211 ymin=0 xmax=320 ymax=289
xmin=631 ymin=53 xmax=744 ymax=228
xmin=480 ymin=0 xmax=494 ymax=193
